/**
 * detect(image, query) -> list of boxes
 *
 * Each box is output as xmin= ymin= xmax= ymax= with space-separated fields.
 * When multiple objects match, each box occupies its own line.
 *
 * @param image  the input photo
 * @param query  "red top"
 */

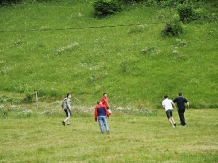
xmin=101 ymin=97 xmax=109 ymax=107
xmin=94 ymin=104 xmax=110 ymax=121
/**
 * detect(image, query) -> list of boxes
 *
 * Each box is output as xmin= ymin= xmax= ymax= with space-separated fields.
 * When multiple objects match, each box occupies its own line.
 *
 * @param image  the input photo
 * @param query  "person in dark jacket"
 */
xmin=94 ymin=100 xmax=110 ymax=134
xmin=173 ymin=93 xmax=189 ymax=126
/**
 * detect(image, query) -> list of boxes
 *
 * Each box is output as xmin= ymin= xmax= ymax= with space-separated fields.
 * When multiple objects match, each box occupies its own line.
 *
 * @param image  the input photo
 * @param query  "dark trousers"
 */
xmin=178 ymin=109 xmax=186 ymax=125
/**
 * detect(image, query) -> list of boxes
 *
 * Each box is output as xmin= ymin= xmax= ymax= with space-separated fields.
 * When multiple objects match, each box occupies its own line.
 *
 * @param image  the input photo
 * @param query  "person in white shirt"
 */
xmin=162 ymin=95 xmax=177 ymax=128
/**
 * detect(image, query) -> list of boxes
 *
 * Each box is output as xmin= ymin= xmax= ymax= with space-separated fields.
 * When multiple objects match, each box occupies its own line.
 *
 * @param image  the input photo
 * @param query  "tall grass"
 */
xmin=0 ymin=0 xmax=218 ymax=108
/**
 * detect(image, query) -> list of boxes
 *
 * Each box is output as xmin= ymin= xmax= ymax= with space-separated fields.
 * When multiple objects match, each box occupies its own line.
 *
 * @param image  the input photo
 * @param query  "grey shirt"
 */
xmin=66 ymin=98 xmax=71 ymax=110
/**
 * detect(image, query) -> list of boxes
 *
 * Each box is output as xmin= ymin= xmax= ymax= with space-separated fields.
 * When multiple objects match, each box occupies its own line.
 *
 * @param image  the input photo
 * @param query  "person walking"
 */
xmin=94 ymin=100 xmax=110 ymax=134
xmin=162 ymin=95 xmax=177 ymax=128
xmin=173 ymin=93 xmax=189 ymax=126
xmin=62 ymin=93 xmax=72 ymax=126
xmin=101 ymin=93 xmax=109 ymax=110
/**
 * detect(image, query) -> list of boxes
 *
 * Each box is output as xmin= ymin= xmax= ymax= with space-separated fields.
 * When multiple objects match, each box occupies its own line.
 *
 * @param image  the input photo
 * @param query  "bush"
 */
xmin=93 ymin=0 xmax=122 ymax=17
xmin=23 ymin=92 xmax=33 ymax=103
xmin=121 ymin=0 xmax=145 ymax=4
xmin=177 ymin=3 xmax=194 ymax=23
xmin=0 ymin=0 xmax=21 ymax=5
xmin=195 ymin=0 xmax=218 ymax=5
xmin=160 ymin=0 xmax=186 ymax=6
xmin=161 ymin=20 xmax=184 ymax=37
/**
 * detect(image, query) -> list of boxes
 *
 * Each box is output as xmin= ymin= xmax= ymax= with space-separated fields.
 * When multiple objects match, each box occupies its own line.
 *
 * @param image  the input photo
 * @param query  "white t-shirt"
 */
xmin=162 ymin=98 xmax=173 ymax=111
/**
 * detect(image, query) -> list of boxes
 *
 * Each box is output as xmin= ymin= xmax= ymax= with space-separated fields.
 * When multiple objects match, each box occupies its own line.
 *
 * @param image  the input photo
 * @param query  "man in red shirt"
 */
xmin=94 ymin=100 xmax=110 ymax=134
xmin=101 ymin=93 xmax=109 ymax=110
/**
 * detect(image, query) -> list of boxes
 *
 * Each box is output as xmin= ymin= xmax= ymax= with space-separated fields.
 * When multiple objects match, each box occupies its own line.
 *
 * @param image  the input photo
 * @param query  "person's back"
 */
xmin=62 ymin=98 xmax=68 ymax=110
xmin=173 ymin=93 xmax=189 ymax=126
xmin=162 ymin=98 xmax=173 ymax=111
xmin=162 ymin=95 xmax=176 ymax=128
xmin=173 ymin=94 xmax=188 ymax=110
xmin=96 ymin=104 xmax=107 ymax=116
xmin=94 ymin=101 xmax=110 ymax=134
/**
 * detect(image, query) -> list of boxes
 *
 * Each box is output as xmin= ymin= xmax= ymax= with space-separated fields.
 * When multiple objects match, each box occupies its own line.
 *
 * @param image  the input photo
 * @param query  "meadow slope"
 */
xmin=0 ymin=0 xmax=218 ymax=108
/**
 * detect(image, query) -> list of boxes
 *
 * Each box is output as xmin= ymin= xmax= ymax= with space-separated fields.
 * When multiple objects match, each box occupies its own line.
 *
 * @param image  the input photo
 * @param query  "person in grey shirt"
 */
xmin=62 ymin=93 xmax=72 ymax=126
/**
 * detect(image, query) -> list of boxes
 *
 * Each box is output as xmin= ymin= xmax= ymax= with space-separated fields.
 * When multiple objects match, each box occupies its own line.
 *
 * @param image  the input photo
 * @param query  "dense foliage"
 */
xmin=161 ymin=21 xmax=184 ymax=36
xmin=0 ymin=0 xmax=21 ymax=4
xmin=177 ymin=3 xmax=194 ymax=23
xmin=93 ymin=0 xmax=122 ymax=17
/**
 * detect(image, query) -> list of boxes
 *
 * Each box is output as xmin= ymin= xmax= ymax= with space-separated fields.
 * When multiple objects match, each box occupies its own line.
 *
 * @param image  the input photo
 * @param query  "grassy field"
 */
xmin=0 ymin=1 xmax=218 ymax=162
xmin=0 ymin=107 xmax=218 ymax=162
xmin=0 ymin=0 xmax=218 ymax=108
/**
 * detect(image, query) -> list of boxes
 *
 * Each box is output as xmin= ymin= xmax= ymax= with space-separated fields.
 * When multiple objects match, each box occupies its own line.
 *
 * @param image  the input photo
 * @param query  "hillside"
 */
xmin=0 ymin=0 xmax=218 ymax=108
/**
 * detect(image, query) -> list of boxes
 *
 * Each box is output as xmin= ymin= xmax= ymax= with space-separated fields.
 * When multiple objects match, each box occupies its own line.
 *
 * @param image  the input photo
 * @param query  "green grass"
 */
xmin=0 ymin=107 xmax=218 ymax=162
xmin=0 ymin=0 xmax=218 ymax=108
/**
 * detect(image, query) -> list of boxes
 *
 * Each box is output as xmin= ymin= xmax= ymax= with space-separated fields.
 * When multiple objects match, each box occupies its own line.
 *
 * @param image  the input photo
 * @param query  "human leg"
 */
xmin=63 ymin=109 xmax=70 ymax=126
xmin=178 ymin=110 xmax=186 ymax=126
xmin=168 ymin=118 xmax=175 ymax=127
xmin=171 ymin=117 xmax=176 ymax=126
xmin=66 ymin=110 xmax=71 ymax=125
xmin=166 ymin=110 xmax=175 ymax=127
xmin=98 ymin=116 xmax=105 ymax=134
xmin=102 ymin=116 xmax=109 ymax=132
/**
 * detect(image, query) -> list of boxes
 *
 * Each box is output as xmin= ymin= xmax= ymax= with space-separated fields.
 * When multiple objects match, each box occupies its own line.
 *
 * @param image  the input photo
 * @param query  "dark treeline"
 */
xmin=1 ymin=0 xmax=218 ymax=5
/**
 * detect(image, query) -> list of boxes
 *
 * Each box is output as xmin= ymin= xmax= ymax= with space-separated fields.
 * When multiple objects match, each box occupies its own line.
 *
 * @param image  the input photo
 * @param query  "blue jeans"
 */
xmin=98 ymin=116 xmax=109 ymax=134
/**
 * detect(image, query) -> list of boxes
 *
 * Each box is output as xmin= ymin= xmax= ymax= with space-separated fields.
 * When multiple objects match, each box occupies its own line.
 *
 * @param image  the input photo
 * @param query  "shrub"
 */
xmin=93 ymin=0 xmax=122 ymax=17
xmin=143 ymin=0 xmax=158 ymax=6
xmin=23 ymin=92 xmax=33 ymax=103
xmin=121 ymin=0 xmax=144 ymax=4
xmin=195 ymin=0 xmax=218 ymax=5
xmin=191 ymin=8 xmax=210 ymax=21
xmin=0 ymin=0 xmax=21 ymax=5
xmin=161 ymin=20 xmax=184 ymax=37
xmin=177 ymin=3 xmax=194 ymax=23
xmin=159 ymin=0 xmax=175 ymax=7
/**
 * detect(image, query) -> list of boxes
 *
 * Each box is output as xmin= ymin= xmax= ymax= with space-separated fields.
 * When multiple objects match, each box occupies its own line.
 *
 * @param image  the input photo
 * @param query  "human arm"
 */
xmin=105 ymin=107 xmax=110 ymax=118
xmin=171 ymin=101 xmax=177 ymax=110
xmin=186 ymin=102 xmax=189 ymax=109
xmin=162 ymin=101 xmax=165 ymax=109
xmin=94 ymin=107 xmax=98 ymax=121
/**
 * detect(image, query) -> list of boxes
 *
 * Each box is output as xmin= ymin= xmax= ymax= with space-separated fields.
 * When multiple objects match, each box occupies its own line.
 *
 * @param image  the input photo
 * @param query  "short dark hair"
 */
xmin=178 ymin=93 xmax=182 ymax=96
xmin=164 ymin=95 xmax=168 ymax=99
xmin=66 ymin=93 xmax=71 ymax=98
xmin=97 ymin=100 xmax=101 ymax=104
xmin=103 ymin=93 xmax=107 ymax=96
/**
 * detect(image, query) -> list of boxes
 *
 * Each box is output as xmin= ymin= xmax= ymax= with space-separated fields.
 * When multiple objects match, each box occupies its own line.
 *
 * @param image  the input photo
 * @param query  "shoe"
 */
xmin=62 ymin=121 xmax=65 ymax=126
xmin=172 ymin=125 xmax=175 ymax=128
xmin=107 ymin=130 xmax=110 ymax=134
xmin=174 ymin=123 xmax=176 ymax=126
xmin=67 ymin=124 xmax=70 ymax=125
